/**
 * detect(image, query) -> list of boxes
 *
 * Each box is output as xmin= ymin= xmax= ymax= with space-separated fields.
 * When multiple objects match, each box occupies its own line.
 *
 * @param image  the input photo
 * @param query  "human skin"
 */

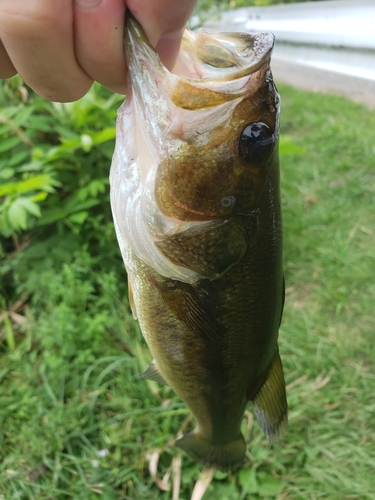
xmin=0 ymin=0 xmax=197 ymax=102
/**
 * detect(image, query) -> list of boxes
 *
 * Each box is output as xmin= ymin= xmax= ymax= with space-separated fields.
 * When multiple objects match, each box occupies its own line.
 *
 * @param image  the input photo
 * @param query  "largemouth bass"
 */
xmin=110 ymin=14 xmax=287 ymax=471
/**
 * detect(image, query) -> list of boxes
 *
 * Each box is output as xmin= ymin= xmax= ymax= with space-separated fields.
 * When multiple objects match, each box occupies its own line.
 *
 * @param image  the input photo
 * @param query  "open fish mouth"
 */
xmin=125 ymin=13 xmax=275 ymax=107
xmin=126 ymin=13 xmax=275 ymax=82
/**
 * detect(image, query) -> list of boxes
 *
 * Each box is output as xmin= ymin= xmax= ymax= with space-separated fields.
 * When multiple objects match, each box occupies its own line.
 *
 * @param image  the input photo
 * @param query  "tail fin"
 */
xmin=175 ymin=430 xmax=246 ymax=471
xmin=252 ymin=350 xmax=288 ymax=443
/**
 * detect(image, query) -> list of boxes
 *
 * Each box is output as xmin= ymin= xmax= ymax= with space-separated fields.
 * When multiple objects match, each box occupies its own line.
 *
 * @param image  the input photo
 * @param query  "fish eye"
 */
xmin=238 ymin=122 xmax=275 ymax=162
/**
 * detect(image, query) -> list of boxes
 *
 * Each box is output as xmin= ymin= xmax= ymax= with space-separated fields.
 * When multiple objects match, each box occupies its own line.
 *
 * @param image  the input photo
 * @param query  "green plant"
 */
xmin=0 ymin=77 xmax=125 ymax=308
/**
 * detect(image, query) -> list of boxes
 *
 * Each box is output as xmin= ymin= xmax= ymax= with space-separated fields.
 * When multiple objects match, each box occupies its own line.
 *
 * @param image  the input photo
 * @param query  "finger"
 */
xmin=0 ymin=39 xmax=16 ymax=78
xmin=74 ymin=0 xmax=127 ymax=95
xmin=0 ymin=0 xmax=93 ymax=102
xmin=127 ymin=0 xmax=197 ymax=69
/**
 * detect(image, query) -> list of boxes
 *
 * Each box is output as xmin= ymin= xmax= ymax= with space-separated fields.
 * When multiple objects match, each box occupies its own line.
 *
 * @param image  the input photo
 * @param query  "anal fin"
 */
xmin=252 ymin=350 xmax=288 ymax=443
xmin=141 ymin=360 xmax=168 ymax=385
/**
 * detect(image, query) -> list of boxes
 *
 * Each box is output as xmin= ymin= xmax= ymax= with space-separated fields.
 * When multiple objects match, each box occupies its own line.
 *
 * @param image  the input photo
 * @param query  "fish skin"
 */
xmin=110 ymin=14 xmax=287 ymax=471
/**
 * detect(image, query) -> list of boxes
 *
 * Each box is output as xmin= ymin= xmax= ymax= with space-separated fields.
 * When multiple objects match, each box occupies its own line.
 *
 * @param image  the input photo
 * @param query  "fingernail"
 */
xmin=75 ymin=0 xmax=102 ymax=9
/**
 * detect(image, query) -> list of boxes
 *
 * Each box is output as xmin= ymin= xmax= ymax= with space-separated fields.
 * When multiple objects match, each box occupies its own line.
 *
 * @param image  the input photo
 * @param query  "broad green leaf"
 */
xmin=0 ymin=124 xmax=10 ymax=135
xmin=56 ymin=126 xmax=80 ymax=141
xmin=257 ymin=472 xmax=283 ymax=496
xmin=0 ymin=167 xmax=15 ymax=180
xmin=59 ymin=138 xmax=81 ymax=150
xmin=0 ymin=136 xmax=21 ymax=153
xmin=0 ymin=106 xmax=19 ymax=119
xmin=214 ymin=470 xmax=228 ymax=480
xmin=0 ymin=182 xmax=19 ymax=196
xmin=19 ymin=197 xmax=42 ymax=217
xmin=11 ymin=105 xmax=34 ymax=126
xmin=16 ymin=161 xmax=44 ymax=173
xmin=0 ymin=174 xmax=59 ymax=196
xmin=9 ymin=150 xmax=29 ymax=167
xmin=0 ymin=213 xmax=12 ymax=237
xmin=6 ymin=197 xmax=42 ymax=231
xmin=37 ymin=198 xmax=100 ymax=226
xmin=27 ymin=116 xmax=55 ymax=132
xmin=92 ymin=127 xmax=116 ymax=144
xmin=36 ymin=207 xmax=72 ymax=226
xmin=68 ymin=211 xmax=89 ymax=225
xmin=31 ymin=192 xmax=48 ymax=203
xmin=7 ymin=199 xmax=27 ymax=230
xmin=78 ymin=179 xmax=108 ymax=201
xmin=238 ymin=468 xmax=258 ymax=496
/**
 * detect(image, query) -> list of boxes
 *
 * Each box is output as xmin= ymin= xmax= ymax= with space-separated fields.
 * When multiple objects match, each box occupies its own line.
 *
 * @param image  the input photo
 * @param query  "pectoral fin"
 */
xmin=153 ymin=279 xmax=223 ymax=342
xmin=251 ymin=350 xmax=287 ymax=443
xmin=128 ymin=276 xmax=137 ymax=320
xmin=141 ymin=360 xmax=168 ymax=385
xmin=155 ymin=218 xmax=248 ymax=280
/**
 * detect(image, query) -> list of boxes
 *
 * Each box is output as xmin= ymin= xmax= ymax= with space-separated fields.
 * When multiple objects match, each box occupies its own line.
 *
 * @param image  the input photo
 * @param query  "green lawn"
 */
xmin=1 ymin=84 xmax=375 ymax=499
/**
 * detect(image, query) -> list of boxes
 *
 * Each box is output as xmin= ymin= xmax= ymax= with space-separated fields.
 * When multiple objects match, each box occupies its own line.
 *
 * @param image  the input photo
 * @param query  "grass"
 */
xmin=1 ymin=84 xmax=375 ymax=499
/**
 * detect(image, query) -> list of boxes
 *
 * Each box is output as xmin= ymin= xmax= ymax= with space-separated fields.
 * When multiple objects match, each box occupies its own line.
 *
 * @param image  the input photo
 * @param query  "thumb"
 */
xmin=155 ymin=28 xmax=186 ymax=70
xmin=126 ymin=0 xmax=197 ymax=69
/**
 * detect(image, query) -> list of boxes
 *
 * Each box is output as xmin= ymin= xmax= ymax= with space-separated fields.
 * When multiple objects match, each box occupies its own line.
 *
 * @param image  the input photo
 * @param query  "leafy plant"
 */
xmin=0 ymin=76 xmax=122 ymax=236
xmin=0 ymin=77 xmax=125 ymax=308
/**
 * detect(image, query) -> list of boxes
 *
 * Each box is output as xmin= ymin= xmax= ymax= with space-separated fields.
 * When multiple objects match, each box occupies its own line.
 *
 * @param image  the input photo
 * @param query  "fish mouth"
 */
xmin=175 ymin=29 xmax=275 ymax=83
xmin=125 ymin=12 xmax=274 ymax=84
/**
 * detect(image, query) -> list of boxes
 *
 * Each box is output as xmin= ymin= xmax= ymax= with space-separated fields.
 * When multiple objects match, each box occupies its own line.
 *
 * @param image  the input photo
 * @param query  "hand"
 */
xmin=0 ymin=0 xmax=197 ymax=102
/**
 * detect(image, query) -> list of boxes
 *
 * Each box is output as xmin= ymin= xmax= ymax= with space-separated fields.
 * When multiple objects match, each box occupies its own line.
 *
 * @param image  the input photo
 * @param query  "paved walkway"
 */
xmin=202 ymin=1 xmax=375 ymax=109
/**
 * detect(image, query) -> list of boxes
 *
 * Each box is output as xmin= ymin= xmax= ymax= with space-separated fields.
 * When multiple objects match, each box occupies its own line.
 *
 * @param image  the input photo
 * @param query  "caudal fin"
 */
xmin=252 ymin=350 xmax=288 ymax=443
xmin=175 ymin=430 xmax=246 ymax=471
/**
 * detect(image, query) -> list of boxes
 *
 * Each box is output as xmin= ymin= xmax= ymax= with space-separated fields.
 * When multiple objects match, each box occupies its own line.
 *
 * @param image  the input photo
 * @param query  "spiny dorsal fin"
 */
xmin=141 ymin=360 xmax=168 ymax=385
xmin=252 ymin=350 xmax=288 ymax=443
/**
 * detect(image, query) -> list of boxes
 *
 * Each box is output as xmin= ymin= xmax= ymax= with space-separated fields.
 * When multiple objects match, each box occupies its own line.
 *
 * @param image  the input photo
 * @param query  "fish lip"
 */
xmin=125 ymin=13 xmax=275 ymax=82
xmin=190 ymin=30 xmax=276 ymax=83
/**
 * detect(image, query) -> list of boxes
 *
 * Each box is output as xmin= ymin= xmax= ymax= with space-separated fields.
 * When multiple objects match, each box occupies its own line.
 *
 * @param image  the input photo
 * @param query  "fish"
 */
xmin=110 ymin=13 xmax=287 ymax=471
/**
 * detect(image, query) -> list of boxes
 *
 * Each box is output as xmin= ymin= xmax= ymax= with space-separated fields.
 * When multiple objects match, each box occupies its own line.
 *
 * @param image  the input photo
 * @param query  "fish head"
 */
xmin=120 ymin=16 xmax=279 ymax=222
xmin=110 ymin=15 xmax=279 ymax=281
